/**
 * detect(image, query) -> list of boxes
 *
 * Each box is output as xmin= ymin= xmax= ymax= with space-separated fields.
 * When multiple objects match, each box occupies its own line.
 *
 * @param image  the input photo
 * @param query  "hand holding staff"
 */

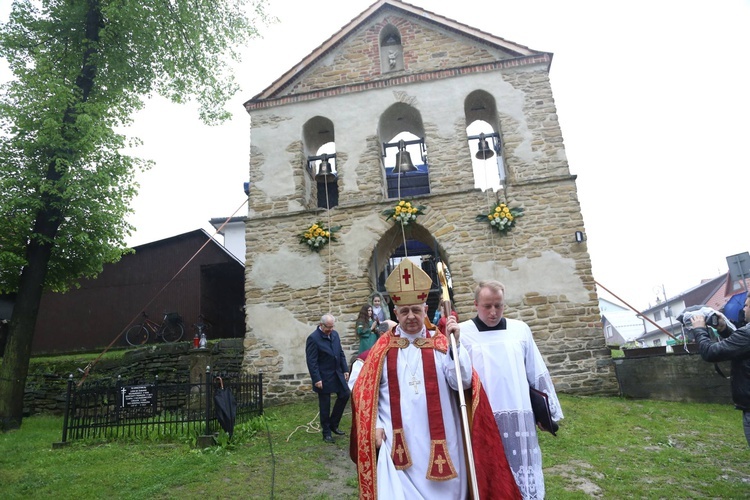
xmin=436 ymin=262 xmax=479 ymax=499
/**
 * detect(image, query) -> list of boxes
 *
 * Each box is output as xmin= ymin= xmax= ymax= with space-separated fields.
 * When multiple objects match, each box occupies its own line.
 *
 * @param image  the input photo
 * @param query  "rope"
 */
xmin=285 ymin=409 xmax=352 ymax=441
xmin=323 ymin=175 xmax=333 ymax=311
xmin=595 ymin=280 xmax=680 ymax=341
xmin=396 ymin=167 xmax=409 ymax=258
xmin=480 ymin=151 xmax=499 ymax=261
xmin=264 ymin=415 xmax=277 ymax=499
xmin=78 ymin=198 xmax=249 ymax=385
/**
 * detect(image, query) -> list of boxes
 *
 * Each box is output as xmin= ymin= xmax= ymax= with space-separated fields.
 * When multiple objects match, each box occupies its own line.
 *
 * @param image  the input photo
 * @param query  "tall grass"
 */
xmin=1 ymin=395 xmax=748 ymax=499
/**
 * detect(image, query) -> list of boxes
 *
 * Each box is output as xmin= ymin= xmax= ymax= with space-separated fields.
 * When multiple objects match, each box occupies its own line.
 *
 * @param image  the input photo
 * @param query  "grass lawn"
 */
xmin=1 ymin=394 xmax=748 ymax=499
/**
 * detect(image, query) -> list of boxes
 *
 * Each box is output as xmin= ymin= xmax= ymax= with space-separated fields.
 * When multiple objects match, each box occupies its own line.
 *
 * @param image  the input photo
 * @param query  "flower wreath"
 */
xmin=299 ymin=221 xmax=341 ymax=252
xmin=476 ymin=202 xmax=524 ymax=234
xmin=381 ymin=200 xmax=426 ymax=226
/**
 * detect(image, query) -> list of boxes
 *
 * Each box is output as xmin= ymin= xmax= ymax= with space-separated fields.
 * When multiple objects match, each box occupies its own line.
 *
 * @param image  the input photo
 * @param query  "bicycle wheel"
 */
xmin=161 ymin=322 xmax=184 ymax=342
xmin=125 ymin=325 xmax=149 ymax=346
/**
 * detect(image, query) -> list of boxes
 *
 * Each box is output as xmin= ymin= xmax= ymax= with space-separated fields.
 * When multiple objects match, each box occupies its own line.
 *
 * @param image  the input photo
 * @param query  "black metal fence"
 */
xmin=59 ymin=371 xmax=263 ymax=443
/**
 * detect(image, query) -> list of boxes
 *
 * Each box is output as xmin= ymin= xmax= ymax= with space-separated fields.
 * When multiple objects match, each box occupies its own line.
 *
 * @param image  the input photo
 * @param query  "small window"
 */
xmin=654 ymin=310 xmax=662 ymax=321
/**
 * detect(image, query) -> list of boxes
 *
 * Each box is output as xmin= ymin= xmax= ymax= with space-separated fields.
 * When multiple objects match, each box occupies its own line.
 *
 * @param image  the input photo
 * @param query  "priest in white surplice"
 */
xmin=351 ymin=261 xmax=520 ymax=500
xmin=460 ymin=280 xmax=563 ymax=500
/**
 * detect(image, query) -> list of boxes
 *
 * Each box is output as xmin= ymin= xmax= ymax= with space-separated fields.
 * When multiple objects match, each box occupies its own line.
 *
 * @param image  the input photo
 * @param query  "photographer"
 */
xmin=688 ymin=296 xmax=750 ymax=447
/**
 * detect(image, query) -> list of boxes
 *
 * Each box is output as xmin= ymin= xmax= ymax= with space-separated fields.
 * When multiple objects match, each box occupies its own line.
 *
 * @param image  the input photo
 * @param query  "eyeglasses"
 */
xmin=321 ymin=323 xmax=334 ymax=330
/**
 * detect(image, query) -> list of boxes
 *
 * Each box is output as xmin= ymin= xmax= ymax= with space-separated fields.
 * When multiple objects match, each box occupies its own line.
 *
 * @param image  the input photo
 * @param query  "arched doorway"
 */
xmin=369 ymin=223 xmax=452 ymax=322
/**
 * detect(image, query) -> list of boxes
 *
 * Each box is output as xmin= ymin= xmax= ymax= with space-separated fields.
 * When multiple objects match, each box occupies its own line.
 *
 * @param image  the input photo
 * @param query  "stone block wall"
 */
xmin=285 ymin=12 xmax=507 ymax=96
xmin=241 ymin=8 xmax=618 ymax=405
xmin=23 ymin=340 xmax=245 ymax=416
xmin=614 ymin=354 xmax=733 ymax=405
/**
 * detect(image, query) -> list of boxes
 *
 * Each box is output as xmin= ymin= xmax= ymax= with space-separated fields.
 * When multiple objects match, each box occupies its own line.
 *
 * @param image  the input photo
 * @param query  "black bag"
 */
xmin=530 ymin=387 xmax=558 ymax=436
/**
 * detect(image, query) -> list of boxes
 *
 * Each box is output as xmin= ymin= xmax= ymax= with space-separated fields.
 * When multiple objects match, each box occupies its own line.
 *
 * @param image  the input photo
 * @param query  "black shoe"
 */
xmin=331 ymin=428 xmax=346 ymax=436
xmin=323 ymin=435 xmax=335 ymax=443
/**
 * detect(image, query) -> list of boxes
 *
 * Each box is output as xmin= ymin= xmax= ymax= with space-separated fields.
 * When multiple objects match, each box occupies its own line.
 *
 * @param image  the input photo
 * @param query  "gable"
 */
xmin=602 ymin=311 xmax=644 ymax=342
xmin=249 ymin=0 xmax=548 ymax=104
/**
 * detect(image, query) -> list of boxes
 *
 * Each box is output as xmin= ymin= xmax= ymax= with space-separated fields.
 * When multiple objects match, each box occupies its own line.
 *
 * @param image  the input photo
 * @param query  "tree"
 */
xmin=0 ymin=0 xmax=269 ymax=430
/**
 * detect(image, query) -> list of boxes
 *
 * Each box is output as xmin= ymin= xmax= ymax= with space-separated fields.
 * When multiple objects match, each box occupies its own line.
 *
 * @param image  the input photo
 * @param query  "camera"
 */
xmin=705 ymin=312 xmax=720 ymax=328
xmin=677 ymin=305 xmax=735 ymax=337
xmin=677 ymin=305 xmax=717 ymax=328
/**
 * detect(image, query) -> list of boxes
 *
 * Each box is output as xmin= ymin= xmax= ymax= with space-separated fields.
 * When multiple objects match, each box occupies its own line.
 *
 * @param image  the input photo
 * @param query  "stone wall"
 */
xmin=24 ymin=347 xmax=736 ymax=416
xmin=614 ymin=353 xmax=733 ymax=405
xmin=285 ymin=13 xmax=509 ymax=95
xmin=23 ymin=340 xmax=247 ymax=416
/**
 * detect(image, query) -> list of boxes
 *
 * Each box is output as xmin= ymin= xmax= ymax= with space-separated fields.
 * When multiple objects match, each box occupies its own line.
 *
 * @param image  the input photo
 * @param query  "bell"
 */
xmin=393 ymin=150 xmax=417 ymax=173
xmin=475 ymin=133 xmax=495 ymax=160
xmin=315 ymin=155 xmax=332 ymax=182
xmin=393 ymin=141 xmax=417 ymax=173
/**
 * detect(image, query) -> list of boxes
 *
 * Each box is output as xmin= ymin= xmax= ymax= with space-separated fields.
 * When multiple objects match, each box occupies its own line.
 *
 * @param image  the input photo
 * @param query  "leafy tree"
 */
xmin=0 ymin=0 xmax=269 ymax=430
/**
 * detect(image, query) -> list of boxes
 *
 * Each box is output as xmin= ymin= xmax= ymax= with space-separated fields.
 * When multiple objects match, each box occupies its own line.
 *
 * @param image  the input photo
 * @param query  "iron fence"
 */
xmin=59 ymin=371 xmax=263 ymax=443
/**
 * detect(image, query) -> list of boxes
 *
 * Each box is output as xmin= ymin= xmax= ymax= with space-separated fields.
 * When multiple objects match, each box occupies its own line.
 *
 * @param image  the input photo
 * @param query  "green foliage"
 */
xmin=0 ymin=0 xmax=272 ymax=428
xmin=1 ymin=397 xmax=748 ymax=498
xmin=0 ymin=0 xmax=271 ymax=293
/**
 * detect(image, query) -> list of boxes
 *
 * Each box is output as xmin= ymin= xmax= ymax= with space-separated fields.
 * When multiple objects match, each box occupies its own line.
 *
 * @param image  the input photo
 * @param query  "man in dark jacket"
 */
xmin=690 ymin=295 xmax=750 ymax=446
xmin=306 ymin=313 xmax=350 ymax=443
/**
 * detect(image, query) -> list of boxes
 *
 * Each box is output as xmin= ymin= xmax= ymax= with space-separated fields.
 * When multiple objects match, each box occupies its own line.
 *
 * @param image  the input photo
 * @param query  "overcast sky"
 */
xmin=2 ymin=0 xmax=749 ymax=310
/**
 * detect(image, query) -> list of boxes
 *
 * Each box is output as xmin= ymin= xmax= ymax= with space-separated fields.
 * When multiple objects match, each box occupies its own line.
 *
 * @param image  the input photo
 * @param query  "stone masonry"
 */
xmin=241 ymin=2 xmax=617 ymax=406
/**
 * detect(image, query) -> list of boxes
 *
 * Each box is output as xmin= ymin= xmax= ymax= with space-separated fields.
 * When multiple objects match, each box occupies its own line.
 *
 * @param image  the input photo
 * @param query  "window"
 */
xmin=606 ymin=325 xmax=613 ymax=338
xmin=654 ymin=310 xmax=662 ymax=321
xmin=653 ymin=339 xmax=662 ymax=346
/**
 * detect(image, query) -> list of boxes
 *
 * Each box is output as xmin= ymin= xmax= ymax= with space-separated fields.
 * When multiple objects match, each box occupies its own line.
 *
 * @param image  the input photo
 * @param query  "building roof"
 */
xmin=132 ymin=229 xmax=243 ymax=266
xmin=602 ymin=311 xmax=644 ymax=341
xmin=640 ymin=274 xmax=727 ymax=314
xmin=599 ymin=297 xmax=628 ymax=313
xmin=245 ymin=0 xmax=551 ymax=105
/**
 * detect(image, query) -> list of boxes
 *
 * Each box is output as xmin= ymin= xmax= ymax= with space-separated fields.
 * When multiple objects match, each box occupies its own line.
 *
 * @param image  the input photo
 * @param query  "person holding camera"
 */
xmin=689 ymin=296 xmax=750 ymax=447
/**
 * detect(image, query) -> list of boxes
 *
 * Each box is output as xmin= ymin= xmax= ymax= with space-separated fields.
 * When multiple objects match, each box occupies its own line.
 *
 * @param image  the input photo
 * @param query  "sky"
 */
xmin=2 ymin=0 xmax=749 ymax=310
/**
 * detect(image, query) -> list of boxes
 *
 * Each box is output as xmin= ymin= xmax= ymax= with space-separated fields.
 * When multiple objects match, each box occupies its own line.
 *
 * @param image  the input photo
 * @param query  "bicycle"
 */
xmin=125 ymin=311 xmax=184 ymax=346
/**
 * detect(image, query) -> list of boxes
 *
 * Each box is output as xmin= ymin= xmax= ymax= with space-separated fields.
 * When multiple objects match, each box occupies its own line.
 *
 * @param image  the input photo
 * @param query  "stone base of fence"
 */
xmin=25 ymin=339 xmax=245 ymax=416
xmin=614 ymin=352 xmax=733 ymax=404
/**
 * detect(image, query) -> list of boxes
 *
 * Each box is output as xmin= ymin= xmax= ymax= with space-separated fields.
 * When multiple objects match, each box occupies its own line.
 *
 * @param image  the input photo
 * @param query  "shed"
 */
xmin=31 ymin=230 xmax=244 ymax=353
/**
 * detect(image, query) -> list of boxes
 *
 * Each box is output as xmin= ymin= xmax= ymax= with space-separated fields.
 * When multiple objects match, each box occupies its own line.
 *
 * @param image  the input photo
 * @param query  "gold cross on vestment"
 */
xmin=434 ymin=454 xmax=447 ymax=473
xmin=395 ymin=445 xmax=405 ymax=461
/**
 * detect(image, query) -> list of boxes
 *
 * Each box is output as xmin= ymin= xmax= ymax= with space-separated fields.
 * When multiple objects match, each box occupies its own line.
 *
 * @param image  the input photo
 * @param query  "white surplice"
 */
xmin=460 ymin=318 xmax=564 ymax=500
xmin=375 ymin=326 xmax=473 ymax=499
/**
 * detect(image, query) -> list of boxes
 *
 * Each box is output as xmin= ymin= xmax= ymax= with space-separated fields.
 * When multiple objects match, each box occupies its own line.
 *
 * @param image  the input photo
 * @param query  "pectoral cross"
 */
xmin=408 ymin=374 xmax=421 ymax=394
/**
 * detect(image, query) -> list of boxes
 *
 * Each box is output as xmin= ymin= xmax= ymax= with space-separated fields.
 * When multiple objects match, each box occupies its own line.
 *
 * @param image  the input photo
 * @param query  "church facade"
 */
xmin=242 ymin=0 xmax=617 ymax=404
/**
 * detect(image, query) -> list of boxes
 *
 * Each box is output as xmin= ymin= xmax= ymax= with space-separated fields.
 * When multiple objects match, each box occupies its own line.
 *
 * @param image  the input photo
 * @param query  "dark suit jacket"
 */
xmin=306 ymin=327 xmax=349 ymax=395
